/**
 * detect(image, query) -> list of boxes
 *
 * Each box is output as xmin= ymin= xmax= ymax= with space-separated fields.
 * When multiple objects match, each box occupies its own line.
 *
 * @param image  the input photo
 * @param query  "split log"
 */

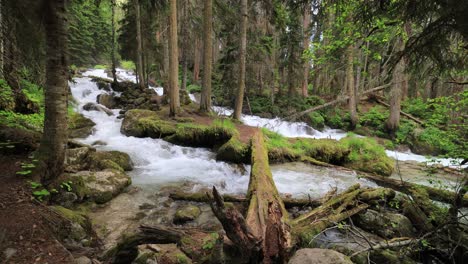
xmin=170 ymin=191 xmax=322 ymax=209
xmin=372 ymin=96 xmax=424 ymax=125
xmin=246 ymin=131 xmax=292 ymax=263
xmin=285 ymin=83 xmax=391 ymax=121
xmin=208 ymin=186 xmax=261 ymax=263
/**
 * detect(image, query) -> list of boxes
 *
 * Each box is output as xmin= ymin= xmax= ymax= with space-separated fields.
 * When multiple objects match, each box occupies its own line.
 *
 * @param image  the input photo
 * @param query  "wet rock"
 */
xmin=68 ymin=169 xmax=132 ymax=204
xmin=69 ymin=113 xmax=96 ymax=138
xmin=97 ymin=94 xmax=116 ymax=109
xmin=354 ymin=209 xmax=415 ymax=239
xmin=74 ymin=256 xmax=92 ymax=264
xmin=134 ymin=97 xmax=146 ymax=106
xmin=83 ymin=102 xmax=114 ymax=116
xmin=55 ymin=192 xmax=78 ymax=208
xmin=66 ymin=147 xmax=92 ymax=171
xmin=289 ymin=248 xmax=353 ymax=264
xmin=173 ymin=205 xmax=201 ymax=224
xmin=51 ymin=206 xmax=91 ymax=243
xmin=92 ymin=140 xmax=107 ymax=146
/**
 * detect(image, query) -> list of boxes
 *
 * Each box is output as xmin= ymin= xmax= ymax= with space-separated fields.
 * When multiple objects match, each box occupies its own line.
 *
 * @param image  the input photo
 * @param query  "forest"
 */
xmin=0 ymin=0 xmax=467 ymax=263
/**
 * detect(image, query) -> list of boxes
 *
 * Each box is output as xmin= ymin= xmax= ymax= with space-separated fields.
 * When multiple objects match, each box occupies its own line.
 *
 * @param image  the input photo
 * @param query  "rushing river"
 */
xmin=72 ymin=69 xmax=463 ymax=200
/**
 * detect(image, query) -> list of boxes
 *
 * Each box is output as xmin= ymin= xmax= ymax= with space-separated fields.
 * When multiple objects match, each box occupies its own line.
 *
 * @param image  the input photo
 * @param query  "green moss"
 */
xmin=138 ymin=117 xmax=177 ymax=138
xmin=0 ymin=79 xmax=16 ymax=111
xmin=340 ymin=134 xmax=394 ymax=176
xmin=293 ymin=138 xmax=349 ymax=165
xmin=20 ymin=79 xmax=44 ymax=107
xmin=167 ymin=122 xmax=235 ymax=148
xmin=0 ymin=110 xmax=44 ymax=132
xmin=216 ymin=136 xmax=251 ymax=163
xmin=52 ymin=205 xmax=88 ymax=227
xmin=120 ymin=60 xmax=136 ymax=71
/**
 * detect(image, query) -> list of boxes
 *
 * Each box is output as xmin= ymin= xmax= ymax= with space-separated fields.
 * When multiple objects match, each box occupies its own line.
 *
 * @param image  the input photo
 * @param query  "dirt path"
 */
xmin=0 ymin=154 xmax=74 ymax=264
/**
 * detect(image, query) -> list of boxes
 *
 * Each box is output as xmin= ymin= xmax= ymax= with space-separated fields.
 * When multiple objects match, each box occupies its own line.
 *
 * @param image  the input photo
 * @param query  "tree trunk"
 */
xmin=169 ymin=0 xmax=179 ymax=116
xmin=193 ymin=37 xmax=201 ymax=84
xmin=386 ymin=37 xmax=404 ymax=135
xmin=181 ymin=0 xmax=189 ymax=92
xmin=301 ymin=5 xmax=311 ymax=97
xmin=162 ymin=24 xmax=170 ymax=95
xmin=346 ymin=45 xmax=358 ymax=128
xmin=0 ymin=0 xmax=3 ymax=79
xmin=37 ymin=0 xmax=69 ymax=184
xmin=110 ymin=0 xmax=117 ymax=84
xmin=200 ymin=0 xmax=212 ymax=112
xmin=234 ymin=0 xmax=247 ymax=120
xmin=134 ymin=0 xmax=144 ymax=89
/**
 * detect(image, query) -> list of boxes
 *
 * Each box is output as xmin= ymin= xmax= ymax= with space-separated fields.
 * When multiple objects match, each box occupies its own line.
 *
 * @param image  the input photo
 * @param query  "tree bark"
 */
xmin=234 ymin=0 xmax=247 ymax=120
xmin=200 ymin=0 xmax=212 ymax=112
xmin=169 ymin=0 xmax=179 ymax=116
xmin=181 ymin=0 xmax=189 ymax=93
xmin=0 ymin=0 xmax=3 ymax=79
xmin=301 ymin=5 xmax=311 ymax=97
xmin=386 ymin=37 xmax=404 ymax=135
xmin=134 ymin=0 xmax=144 ymax=89
xmin=346 ymin=45 xmax=358 ymax=129
xmin=193 ymin=37 xmax=201 ymax=84
xmin=110 ymin=0 xmax=117 ymax=84
xmin=37 ymin=0 xmax=69 ymax=184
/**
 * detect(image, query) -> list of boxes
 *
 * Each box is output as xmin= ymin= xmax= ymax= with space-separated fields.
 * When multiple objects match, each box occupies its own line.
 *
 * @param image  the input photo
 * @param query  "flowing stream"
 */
xmin=72 ymin=69 xmax=462 ymax=198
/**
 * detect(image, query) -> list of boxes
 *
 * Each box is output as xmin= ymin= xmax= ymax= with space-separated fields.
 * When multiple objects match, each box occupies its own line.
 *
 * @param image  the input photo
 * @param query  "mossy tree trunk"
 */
xmin=346 ymin=44 xmax=358 ymax=129
xmin=110 ymin=0 xmax=117 ymax=84
xmin=37 ymin=0 xmax=69 ymax=184
xmin=301 ymin=5 xmax=311 ymax=98
xmin=200 ymin=0 xmax=212 ymax=112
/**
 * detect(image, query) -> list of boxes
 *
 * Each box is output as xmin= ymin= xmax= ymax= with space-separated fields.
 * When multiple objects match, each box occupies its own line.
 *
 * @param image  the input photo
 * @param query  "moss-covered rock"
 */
xmin=88 ymin=150 xmax=133 ymax=171
xmin=166 ymin=123 xmax=234 ymax=148
xmin=68 ymin=113 xmax=96 ymax=138
xmin=216 ymin=136 xmax=251 ymax=163
xmin=289 ymin=249 xmax=353 ymax=264
xmin=353 ymin=209 xmax=415 ymax=239
xmin=121 ymin=109 xmax=172 ymax=137
xmin=173 ymin=205 xmax=201 ymax=224
xmin=50 ymin=206 xmax=92 ymax=242
xmin=67 ymin=169 xmax=132 ymax=204
xmin=340 ymin=135 xmax=394 ymax=176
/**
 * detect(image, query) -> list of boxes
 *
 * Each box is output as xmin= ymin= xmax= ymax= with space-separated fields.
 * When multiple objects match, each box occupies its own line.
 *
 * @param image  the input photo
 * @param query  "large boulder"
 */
xmin=121 ymin=109 xmax=175 ymax=138
xmin=68 ymin=169 xmax=132 ymax=204
xmin=87 ymin=150 xmax=134 ymax=171
xmin=83 ymin=102 xmax=114 ymax=116
xmin=97 ymin=94 xmax=116 ymax=109
xmin=288 ymin=249 xmax=353 ymax=264
xmin=353 ymin=209 xmax=415 ymax=239
xmin=69 ymin=113 xmax=96 ymax=138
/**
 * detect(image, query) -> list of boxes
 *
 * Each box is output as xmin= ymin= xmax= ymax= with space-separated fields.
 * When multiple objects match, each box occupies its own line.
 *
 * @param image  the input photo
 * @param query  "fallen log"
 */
xmin=170 ymin=191 xmax=322 ymax=209
xmin=246 ymin=131 xmax=292 ymax=263
xmin=285 ymin=83 xmax=391 ymax=121
xmin=357 ymin=172 xmax=468 ymax=206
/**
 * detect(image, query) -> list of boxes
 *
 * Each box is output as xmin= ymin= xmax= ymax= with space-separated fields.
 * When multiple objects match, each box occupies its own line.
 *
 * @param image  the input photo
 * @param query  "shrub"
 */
xmin=307 ymin=112 xmax=325 ymax=129
xmin=187 ymin=84 xmax=202 ymax=93
xmin=120 ymin=60 xmax=136 ymax=70
xmin=94 ymin=64 xmax=107 ymax=69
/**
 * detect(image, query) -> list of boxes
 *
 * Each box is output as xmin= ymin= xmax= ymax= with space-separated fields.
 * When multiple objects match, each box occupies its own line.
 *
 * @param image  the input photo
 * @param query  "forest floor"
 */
xmin=0 ymin=154 xmax=74 ymax=264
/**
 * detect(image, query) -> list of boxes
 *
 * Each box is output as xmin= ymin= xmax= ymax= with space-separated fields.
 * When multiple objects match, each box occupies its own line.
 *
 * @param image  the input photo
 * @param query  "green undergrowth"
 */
xmin=0 ymin=79 xmax=15 ymax=111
